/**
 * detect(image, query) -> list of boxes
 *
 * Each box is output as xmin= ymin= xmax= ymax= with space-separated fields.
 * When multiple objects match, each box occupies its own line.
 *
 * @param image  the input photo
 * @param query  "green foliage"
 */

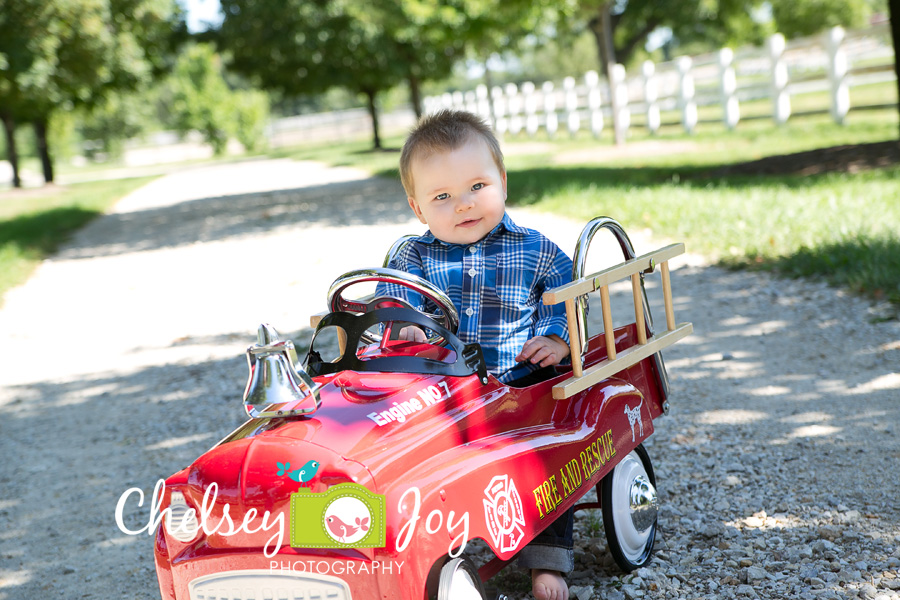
xmin=0 ymin=177 xmax=154 ymax=299
xmin=770 ymin=234 xmax=900 ymax=306
xmin=161 ymin=43 xmax=270 ymax=155
xmin=216 ymin=0 xmax=397 ymax=97
xmin=47 ymin=109 xmax=79 ymax=161
xmin=232 ymin=89 xmax=270 ymax=153
xmin=562 ymin=0 xmax=879 ymax=76
xmin=78 ymin=89 xmax=158 ymax=158
xmin=0 ymin=0 xmax=185 ymax=183
xmin=772 ymin=0 xmax=877 ymax=38
xmin=166 ymin=43 xmax=233 ymax=154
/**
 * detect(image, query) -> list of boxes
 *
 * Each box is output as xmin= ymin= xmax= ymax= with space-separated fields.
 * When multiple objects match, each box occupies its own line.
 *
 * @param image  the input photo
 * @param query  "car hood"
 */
xmin=211 ymin=368 xmax=530 ymax=484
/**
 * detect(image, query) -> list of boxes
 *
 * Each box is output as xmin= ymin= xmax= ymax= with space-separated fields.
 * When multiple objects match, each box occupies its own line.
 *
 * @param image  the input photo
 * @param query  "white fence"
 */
xmin=424 ymin=24 xmax=897 ymax=136
xmin=267 ymin=107 xmax=417 ymax=148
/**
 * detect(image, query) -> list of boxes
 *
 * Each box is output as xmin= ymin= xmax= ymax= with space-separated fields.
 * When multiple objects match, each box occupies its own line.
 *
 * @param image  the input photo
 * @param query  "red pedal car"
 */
xmin=152 ymin=217 xmax=692 ymax=600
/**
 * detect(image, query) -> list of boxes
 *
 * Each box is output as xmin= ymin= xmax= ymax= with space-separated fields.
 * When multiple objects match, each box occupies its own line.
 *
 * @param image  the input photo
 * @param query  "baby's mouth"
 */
xmin=458 ymin=218 xmax=482 ymax=228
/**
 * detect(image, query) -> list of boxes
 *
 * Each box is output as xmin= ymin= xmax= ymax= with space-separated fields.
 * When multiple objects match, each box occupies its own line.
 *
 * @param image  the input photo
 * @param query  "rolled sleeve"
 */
xmin=534 ymin=244 xmax=573 ymax=343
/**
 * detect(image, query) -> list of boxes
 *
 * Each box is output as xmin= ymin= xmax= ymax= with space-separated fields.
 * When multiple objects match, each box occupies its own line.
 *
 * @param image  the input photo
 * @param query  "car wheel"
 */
xmin=437 ymin=557 xmax=488 ymax=600
xmin=601 ymin=444 xmax=658 ymax=572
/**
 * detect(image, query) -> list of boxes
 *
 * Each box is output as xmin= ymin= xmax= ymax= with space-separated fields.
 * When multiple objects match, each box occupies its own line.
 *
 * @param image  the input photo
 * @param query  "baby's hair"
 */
xmin=400 ymin=109 xmax=504 ymax=196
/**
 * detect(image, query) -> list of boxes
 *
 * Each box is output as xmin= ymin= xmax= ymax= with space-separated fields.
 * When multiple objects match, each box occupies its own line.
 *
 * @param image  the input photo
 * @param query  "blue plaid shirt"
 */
xmin=378 ymin=213 xmax=573 ymax=383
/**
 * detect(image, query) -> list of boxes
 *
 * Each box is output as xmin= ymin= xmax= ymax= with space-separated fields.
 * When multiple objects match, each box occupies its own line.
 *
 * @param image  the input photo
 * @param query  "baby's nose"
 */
xmin=456 ymin=194 xmax=476 ymax=211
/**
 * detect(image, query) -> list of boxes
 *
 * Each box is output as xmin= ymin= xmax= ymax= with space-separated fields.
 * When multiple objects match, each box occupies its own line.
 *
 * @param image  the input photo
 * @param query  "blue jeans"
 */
xmin=516 ymin=507 xmax=575 ymax=573
xmin=507 ymin=366 xmax=575 ymax=573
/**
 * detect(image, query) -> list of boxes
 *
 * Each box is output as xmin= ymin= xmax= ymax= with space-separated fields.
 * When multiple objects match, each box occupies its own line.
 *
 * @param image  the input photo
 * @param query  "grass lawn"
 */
xmin=280 ymin=108 xmax=900 ymax=310
xmin=0 ymin=177 xmax=155 ymax=301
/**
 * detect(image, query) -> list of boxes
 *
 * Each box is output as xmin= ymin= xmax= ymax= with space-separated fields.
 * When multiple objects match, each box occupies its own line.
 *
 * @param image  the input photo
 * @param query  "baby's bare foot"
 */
xmin=531 ymin=569 xmax=569 ymax=600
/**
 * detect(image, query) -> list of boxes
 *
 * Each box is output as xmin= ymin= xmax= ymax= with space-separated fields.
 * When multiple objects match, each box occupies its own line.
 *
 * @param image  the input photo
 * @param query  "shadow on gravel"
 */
xmin=1 ymin=266 xmax=899 ymax=599
xmin=59 ymin=176 xmax=407 ymax=260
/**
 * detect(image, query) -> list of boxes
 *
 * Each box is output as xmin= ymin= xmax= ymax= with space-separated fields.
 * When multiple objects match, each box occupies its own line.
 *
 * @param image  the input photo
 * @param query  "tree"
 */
xmin=890 ymin=0 xmax=900 ymax=140
xmin=0 ymin=0 xmax=53 ymax=187
xmin=0 ymin=0 xmax=185 ymax=187
xmin=215 ymin=0 xmax=549 ymax=145
xmin=163 ymin=43 xmax=269 ymax=154
xmin=216 ymin=0 xmax=410 ymax=149
xmin=772 ymin=0 xmax=878 ymax=39
xmin=345 ymin=0 xmax=465 ymax=119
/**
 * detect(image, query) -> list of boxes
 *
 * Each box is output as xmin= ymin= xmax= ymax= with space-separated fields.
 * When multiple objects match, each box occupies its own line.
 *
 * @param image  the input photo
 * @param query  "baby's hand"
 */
xmin=396 ymin=325 xmax=427 ymax=343
xmin=516 ymin=335 xmax=569 ymax=368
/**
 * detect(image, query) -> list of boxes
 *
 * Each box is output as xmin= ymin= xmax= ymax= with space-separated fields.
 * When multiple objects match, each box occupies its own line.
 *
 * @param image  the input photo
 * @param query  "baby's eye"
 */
xmin=434 ymin=192 xmax=450 ymax=201
xmin=471 ymin=183 xmax=485 ymax=191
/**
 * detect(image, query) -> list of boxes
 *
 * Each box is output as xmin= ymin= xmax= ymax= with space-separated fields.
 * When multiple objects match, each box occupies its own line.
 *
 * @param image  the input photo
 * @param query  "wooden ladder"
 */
xmin=543 ymin=243 xmax=693 ymax=399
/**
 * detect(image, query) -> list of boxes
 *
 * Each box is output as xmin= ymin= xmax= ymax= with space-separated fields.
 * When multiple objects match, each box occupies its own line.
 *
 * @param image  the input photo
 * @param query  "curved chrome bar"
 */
xmin=571 ymin=217 xmax=670 ymax=402
xmin=382 ymin=234 xmax=418 ymax=267
xmin=327 ymin=267 xmax=460 ymax=336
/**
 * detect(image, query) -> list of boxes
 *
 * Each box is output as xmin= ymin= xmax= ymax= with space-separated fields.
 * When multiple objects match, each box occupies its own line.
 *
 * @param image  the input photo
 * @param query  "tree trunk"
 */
xmin=889 ymin=0 xmax=900 ymax=140
xmin=588 ymin=14 xmax=611 ymax=82
xmin=408 ymin=73 xmax=423 ymax=121
xmin=34 ymin=117 xmax=54 ymax=183
xmin=364 ymin=89 xmax=382 ymax=150
xmin=2 ymin=113 xmax=21 ymax=188
xmin=591 ymin=3 xmax=625 ymax=146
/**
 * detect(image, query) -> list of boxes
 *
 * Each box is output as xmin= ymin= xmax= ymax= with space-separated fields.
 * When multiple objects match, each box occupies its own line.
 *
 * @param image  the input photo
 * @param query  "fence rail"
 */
xmin=424 ymin=23 xmax=897 ymax=136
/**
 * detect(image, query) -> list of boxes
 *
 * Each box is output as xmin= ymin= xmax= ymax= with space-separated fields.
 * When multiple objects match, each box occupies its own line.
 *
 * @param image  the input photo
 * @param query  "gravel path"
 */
xmin=1 ymin=159 xmax=898 ymax=600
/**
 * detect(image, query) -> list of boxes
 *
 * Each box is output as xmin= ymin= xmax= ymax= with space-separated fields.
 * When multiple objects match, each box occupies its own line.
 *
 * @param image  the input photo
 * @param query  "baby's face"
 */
xmin=407 ymin=136 xmax=507 ymax=245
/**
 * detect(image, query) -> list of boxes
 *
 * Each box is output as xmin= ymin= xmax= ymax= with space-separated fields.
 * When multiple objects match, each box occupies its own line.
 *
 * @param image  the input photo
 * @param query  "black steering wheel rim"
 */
xmin=305 ymin=307 xmax=487 ymax=383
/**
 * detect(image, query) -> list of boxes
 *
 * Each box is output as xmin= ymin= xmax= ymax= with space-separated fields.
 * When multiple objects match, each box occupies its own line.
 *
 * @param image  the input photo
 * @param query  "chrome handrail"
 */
xmin=383 ymin=234 xmax=417 ymax=267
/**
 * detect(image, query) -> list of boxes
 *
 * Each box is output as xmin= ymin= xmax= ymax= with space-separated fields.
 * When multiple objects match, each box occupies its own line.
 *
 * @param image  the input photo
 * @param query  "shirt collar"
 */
xmin=420 ymin=212 xmax=528 ymax=247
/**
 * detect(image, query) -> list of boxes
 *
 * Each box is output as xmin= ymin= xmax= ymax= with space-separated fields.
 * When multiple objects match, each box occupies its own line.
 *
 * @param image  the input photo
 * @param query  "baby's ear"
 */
xmin=408 ymin=196 xmax=427 ymax=224
xmin=500 ymin=169 xmax=508 ymax=200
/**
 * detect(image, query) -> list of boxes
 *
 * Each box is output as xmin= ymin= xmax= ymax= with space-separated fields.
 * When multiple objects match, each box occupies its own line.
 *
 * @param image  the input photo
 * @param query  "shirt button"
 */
xmin=468 ymin=246 xmax=477 ymax=253
xmin=465 ymin=307 xmax=474 ymax=316
xmin=467 ymin=268 xmax=477 ymax=277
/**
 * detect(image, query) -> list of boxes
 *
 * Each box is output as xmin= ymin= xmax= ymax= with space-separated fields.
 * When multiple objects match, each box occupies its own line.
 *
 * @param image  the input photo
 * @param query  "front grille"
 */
xmin=189 ymin=570 xmax=351 ymax=600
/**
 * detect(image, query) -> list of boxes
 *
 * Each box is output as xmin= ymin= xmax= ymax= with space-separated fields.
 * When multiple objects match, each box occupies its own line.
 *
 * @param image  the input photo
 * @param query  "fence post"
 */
xmin=826 ymin=26 xmax=849 ymax=125
xmin=452 ymin=91 xmax=465 ymax=111
xmin=564 ymin=76 xmax=580 ymax=137
xmin=464 ymin=90 xmax=477 ymax=115
xmin=543 ymin=81 xmax=558 ymax=138
xmin=506 ymin=83 xmax=522 ymax=134
xmin=492 ymin=86 xmax=508 ymax=134
xmin=585 ymin=71 xmax=604 ymax=137
xmin=476 ymin=84 xmax=491 ymax=123
xmin=677 ymin=56 xmax=697 ymax=134
xmin=769 ymin=33 xmax=791 ymax=125
xmin=719 ymin=48 xmax=740 ymax=130
xmin=611 ymin=63 xmax=631 ymax=136
xmin=522 ymin=82 xmax=539 ymax=137
xmin=642 ymin=60 xmax=660 ymax=134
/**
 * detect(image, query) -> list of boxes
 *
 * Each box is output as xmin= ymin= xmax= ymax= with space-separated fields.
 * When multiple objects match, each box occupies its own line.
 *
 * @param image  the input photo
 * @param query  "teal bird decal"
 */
xmin=276 ymin=460 xmax=320 ymax=486
xmin=289 ymin=460 xmax=320 ymax=484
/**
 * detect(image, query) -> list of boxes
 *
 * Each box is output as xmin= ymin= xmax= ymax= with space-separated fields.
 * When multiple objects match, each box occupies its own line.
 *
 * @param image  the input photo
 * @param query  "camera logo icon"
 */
xmin=290 ymin=483 xmax=386 ymax=549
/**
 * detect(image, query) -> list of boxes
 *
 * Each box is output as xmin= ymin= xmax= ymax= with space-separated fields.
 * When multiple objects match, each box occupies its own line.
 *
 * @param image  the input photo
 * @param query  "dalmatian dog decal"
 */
xmin=624 ymin=400 xmax=644 ymax=443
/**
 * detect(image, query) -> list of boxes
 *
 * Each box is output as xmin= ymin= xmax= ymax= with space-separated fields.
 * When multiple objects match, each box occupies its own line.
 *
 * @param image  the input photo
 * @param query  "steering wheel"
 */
xmin=326 ymin=268 xmax=459 ymax=345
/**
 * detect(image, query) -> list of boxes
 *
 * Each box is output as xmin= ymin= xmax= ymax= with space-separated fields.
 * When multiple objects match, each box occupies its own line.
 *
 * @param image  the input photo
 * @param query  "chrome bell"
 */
xmin=242 ymin=323 xmax=320 ymax=418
